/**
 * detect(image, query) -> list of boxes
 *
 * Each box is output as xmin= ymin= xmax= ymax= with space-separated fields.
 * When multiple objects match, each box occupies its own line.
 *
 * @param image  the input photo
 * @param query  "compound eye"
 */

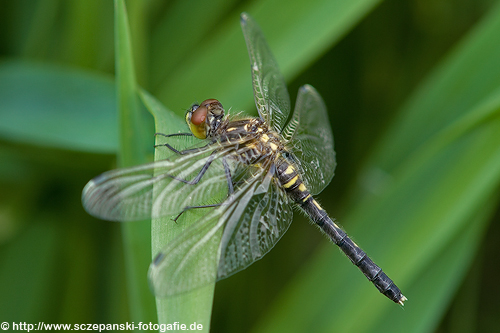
xmin=200 ymin=99 xmax=220 ymax=107
xmin=186 ymin=99 xmax=222 ymax=140
xmin=190 ymin=104 xmax=207 ymax=126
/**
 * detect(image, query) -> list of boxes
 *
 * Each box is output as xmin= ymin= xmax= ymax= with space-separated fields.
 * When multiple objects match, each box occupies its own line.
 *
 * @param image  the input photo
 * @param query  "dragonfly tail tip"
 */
xmin=398 ymin=295 xmax=408 ymax=306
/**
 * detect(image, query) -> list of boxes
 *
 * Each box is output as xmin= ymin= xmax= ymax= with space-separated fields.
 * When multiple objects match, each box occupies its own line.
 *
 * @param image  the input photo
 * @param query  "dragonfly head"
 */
xmin=186 ymin=99 xmax=225 ymax=139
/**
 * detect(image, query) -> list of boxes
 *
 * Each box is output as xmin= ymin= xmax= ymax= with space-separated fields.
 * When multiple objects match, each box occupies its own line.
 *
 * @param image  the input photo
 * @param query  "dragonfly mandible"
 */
xmin=82 ymin=12 xmax=406 ymax=305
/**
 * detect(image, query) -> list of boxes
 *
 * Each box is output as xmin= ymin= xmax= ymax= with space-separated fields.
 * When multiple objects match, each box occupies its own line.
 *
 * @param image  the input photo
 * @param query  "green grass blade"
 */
xmin=149 ymin=0 xmax=240 ymax=89
xmin=254 ymin=3 xmax=500 ymax=332
xmin=0 ymin=220 xmax=59 ymax=322
xmin=140 ymin=90 xmax=215 ymax=331
xmin=19 ymin=0 xmax=114 ymax=69
xmin=20 ymin=0 xmax=59 ymax=58
xmin=59 ymin=1 xmax=111 ymax=68
xmin=114 ymin=0 xmax=156 ymax=322
xmin=370 ymin=194 xmax=497 ymax=333
xmin=124 ymin=0 xmax=150 ymax=88
xmin=344 ymin=98 xmax=500 ymax=332
xmin=371 ymin=1 xmax=500 ymax=170
xmin=0 ymin=61 xmax=117 ymax=153
xmin=154 ymin=0 xmax=381 ymax=115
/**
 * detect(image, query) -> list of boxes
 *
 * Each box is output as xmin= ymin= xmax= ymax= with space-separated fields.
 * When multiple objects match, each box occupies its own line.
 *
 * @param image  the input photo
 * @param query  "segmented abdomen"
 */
xmin=275 ymin=157 xmax=406 ymax=305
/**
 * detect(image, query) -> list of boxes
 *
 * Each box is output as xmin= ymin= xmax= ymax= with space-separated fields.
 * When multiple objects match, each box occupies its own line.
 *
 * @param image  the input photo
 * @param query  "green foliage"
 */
xmin=0 ymin=0 xmax=499 ymax=332
xmin=114 ymin=0 xmax=156 ymax=323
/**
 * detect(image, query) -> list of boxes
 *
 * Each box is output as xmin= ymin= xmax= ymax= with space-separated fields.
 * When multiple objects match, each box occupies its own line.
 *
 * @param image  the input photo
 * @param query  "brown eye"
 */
xmin=190 ymin=105 xmax=207 ymax=126
xmin=200 ymin=99 xmax=219 ymax=107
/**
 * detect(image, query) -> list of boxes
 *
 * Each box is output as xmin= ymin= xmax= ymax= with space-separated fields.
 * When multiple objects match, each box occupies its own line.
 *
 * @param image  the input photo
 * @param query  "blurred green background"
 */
xmin=1 ymin=0 xmax=500 ymax=332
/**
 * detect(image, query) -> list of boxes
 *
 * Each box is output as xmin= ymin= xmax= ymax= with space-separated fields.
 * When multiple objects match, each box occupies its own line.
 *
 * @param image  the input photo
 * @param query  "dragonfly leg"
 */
xmin=173 ymin=203 xmax=222 ymax=222
xmin=154 ymin=132 xmax=192 ymax=138
xmin=167 ymin=152 xmax=217 ymax=185
xmin=222 ymin=157 xmax=234 ymax=194
xmin=166 ymin=151 xmax=234 ymax=190
xmin=154 ymin=132 xmax=193 ymax=154
xmin=173 ymin=156 xmax=234 ymax=221
xmin=154 ymin=132 xmax=214 ymax=155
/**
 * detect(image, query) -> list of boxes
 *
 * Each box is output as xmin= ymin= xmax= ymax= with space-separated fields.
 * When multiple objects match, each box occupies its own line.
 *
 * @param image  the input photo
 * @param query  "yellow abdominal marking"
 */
xmin=298 ymin=183 xmax=306 ymax=192
xmin=284 ymin=166 xmax=295 ymax=174
xmin=333 ymin=222 xmax=343 ymax=230
xmin=312 ymin=199 xmax=323 ymax=210
xmin=226 ymin=127 xmax=237 ymax=132
xmin=261 ymin=134 xmax=269 ymax=142
xmin=302 ymin=194 xmax=312 ymax=202
xmin=283 ymin=175 xmax=299 ymax=188
xmin=270 ymin=143 xmax=278 ymax=151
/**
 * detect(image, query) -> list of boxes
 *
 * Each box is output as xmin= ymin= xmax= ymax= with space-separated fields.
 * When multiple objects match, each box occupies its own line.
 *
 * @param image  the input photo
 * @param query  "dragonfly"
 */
xmin=82 ymin=12 xmax=406 ymax=305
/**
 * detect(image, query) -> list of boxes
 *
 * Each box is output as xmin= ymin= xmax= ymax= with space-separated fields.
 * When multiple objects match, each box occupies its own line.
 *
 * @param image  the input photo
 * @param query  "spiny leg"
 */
xmin=154 ymin=132 xmax=219 ymax=185
xmin=173 ymin=203 xmax=222 ymax=222
xmin=155 ymin=132 xmax=192 ymax=138
xmin=168 ymin=152 xmax=217 ymax=185
xmin=154 ymin=132 xmax=193 ymax=154
xmin=154 ymin=132 xmax=215 ymax=155
xmin=173 ymin=156 xmax=234 ymax=221
xmin=222 ymin=157 xmax=234 ymax=195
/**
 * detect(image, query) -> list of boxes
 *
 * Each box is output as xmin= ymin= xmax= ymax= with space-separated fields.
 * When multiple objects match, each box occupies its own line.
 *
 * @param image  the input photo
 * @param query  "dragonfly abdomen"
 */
xmin=275 ymin=157 xmax=311 ymax=203
xmin=275 ymin=157 xmax=406 ymax=305
xmin=315 ymin=213 xmax=407 ymax=305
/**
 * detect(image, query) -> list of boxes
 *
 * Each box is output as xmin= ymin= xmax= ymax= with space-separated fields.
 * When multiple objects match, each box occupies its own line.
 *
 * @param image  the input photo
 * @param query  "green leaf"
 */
xmin=140 ymin=90 xmax=215 ymax=331
xmin=114 ymin=0 xmax=156 ymax=323
xmin=0 ymin=61 xmax=117 ymax=153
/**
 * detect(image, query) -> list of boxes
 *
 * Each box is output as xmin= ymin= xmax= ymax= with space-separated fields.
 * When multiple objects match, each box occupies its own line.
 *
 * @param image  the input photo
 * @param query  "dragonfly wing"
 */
xmin=240 ymin=13 xmax=291 ymax=132
xmin=148 ymin=206 xmax=226 ymax=297
xmin=149 ymin=159 xmax=294 ymax=295
xmin=148 ymin=159 xmax=293 ymax=295
xmin=82 ymin=142 xmax=235 ymax=221
xmin=217 ymin=162 xmax=293 ymax=279
xmin=283 ymin=84 xmax=336 ymax=195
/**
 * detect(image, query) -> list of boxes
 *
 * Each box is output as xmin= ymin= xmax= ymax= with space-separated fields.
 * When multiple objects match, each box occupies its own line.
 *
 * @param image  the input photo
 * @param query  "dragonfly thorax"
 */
xmin=218 ymin=117 xmax=284 ymax=165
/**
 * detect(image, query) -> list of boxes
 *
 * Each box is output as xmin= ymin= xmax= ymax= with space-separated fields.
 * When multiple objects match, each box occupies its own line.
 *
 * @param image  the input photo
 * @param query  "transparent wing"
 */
xmin=218 ymin=163 xmax=293 ymax=278
xmin=148 ymin=206 xmax=226 ymax=296
xmin=82 ymin=141 xmax=237 ymax=222
xmin=241 ymin=13 xmax=291 ymax=132
xmin=148 ymin=160 xmax=294 ymax=296
xmin=282 ymin=84 xmax=336 ymax=195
